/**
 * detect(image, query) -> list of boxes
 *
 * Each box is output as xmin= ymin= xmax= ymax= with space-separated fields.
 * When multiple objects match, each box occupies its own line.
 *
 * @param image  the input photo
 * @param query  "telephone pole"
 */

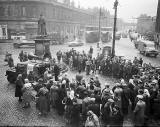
xmin=112 ymin=0 xmax=118 ymax=58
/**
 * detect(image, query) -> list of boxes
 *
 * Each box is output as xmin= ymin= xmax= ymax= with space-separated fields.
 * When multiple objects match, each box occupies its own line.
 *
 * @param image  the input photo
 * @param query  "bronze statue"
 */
xmin=37 ymin=14 xmax=47 ymax=36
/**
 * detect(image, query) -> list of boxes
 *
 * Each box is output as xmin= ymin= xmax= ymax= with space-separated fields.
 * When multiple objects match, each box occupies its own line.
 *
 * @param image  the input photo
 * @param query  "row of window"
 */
xmin=0 ymin=3 xmax=96 ymax=25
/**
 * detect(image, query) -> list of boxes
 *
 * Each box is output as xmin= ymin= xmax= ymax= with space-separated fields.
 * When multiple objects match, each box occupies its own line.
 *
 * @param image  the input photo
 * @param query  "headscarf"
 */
xmin=143 ymin=89 xmax=150 ymax=97
xmin=17 ymin=74 xmax=22 ymax=80
xmin=137 ymin=95 xmax=143 ymax=100
xmin=24 ymin=79 xmax=32 ymax=89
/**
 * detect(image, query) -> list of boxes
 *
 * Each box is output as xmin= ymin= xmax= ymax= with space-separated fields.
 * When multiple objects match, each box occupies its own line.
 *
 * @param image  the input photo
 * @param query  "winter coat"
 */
xmin=134 ymin=100 xmax=146 ymax=127
xmin=15 ymin=79 xmax=24 ymax=97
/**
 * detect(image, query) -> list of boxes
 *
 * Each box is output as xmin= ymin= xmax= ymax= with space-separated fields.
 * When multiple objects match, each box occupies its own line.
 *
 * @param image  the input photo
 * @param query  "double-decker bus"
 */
xmin=101 ymin=27 xmax=112 ymax=43
xmin=85 ymin=26 xmax=112 ymax=43
xmin=85 ymin=26 xmax=99 ymax=43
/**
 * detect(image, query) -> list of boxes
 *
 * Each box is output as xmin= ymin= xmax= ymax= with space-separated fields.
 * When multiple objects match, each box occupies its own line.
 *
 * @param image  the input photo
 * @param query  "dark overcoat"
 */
xmin=15 ymin=79 xmax=23 ymax=97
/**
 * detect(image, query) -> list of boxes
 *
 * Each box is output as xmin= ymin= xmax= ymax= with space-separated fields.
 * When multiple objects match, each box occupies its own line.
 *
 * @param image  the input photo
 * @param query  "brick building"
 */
xmin=0 ymin=0 xmax=111 ymax=40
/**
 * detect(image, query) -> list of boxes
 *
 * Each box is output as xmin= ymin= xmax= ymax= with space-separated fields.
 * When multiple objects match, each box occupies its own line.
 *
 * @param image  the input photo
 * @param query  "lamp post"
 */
xmin=99 ymin=8 xmax=101 ymax=42
xmin=112 ymin=0 xmax=118 ymax=58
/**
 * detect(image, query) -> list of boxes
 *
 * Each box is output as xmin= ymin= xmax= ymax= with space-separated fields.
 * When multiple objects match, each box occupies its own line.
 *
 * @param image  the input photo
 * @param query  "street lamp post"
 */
xmin=112 ymin=0 xmax=118 ymax=58
xmin=99 ymin=8 xmax=101 ymax=42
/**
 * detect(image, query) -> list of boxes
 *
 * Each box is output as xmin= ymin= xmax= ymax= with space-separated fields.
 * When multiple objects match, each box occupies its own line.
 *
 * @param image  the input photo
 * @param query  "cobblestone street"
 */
xmin=0 ymin=38 xmax=160 ymax=126
xmin=0 ymin=43 xmax=117 ymax=126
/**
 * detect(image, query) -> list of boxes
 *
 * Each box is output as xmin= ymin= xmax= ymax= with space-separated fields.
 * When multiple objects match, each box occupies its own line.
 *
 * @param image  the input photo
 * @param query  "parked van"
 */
xmin=138 ymin=40 xmax=159 ymax=57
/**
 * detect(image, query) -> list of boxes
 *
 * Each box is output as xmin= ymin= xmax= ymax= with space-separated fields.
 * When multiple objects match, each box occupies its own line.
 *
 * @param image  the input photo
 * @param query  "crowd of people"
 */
xmin=62 ymin=47 xmax=144 ymax=81
xmin=6 ymin=47 xmax=160 ymax=127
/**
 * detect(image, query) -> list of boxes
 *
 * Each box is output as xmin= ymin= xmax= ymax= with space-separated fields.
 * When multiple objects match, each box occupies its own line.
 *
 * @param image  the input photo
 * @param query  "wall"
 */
xmin=0 ymin=0 xmax=99 ymax=40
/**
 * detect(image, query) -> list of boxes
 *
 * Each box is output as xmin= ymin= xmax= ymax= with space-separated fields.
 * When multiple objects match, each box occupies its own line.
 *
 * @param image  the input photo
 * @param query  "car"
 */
xmin=138 ymin=40 xmax=159 ymax=57
xmin=68 ymin=39 xmax=84 ymax=47
xmin=115 ymin=33 xmax=121 ymax=40
xmin=13 ymin=39 xmax=35 ymax=48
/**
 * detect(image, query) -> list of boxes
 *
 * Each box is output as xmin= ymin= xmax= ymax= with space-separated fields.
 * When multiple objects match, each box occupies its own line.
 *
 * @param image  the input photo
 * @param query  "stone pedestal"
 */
xmin=34 ymin=36 xmax=50 ymax=58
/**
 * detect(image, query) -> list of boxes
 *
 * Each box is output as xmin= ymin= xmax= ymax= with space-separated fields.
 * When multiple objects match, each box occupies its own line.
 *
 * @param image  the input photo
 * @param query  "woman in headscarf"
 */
xmin=15 ymin=74 xmax=24 ymax=102
xmin=101 ymin=99 xmax=114 ymax=126
xmin=22 ymin=79 xmax=33 ymax=108
xmin=133 ymin=95 xmax=146 ymax=127
xmin=113 ymin=83 xmax=123 ymax=115
xmin=110 ymin=105 xmax=124 ymax=127
xmin=36 ymin=83 xmax=50 ymax=115
xmin=85 ymin=110 xmax=100 ymax=127
xmin=143 ymin=88 xmax=150 ymax=118
xmin=50 ymin=81 xmax=59 ymax=108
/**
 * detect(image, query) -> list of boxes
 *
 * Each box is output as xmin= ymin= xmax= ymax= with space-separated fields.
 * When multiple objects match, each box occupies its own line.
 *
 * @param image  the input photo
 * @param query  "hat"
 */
xmin=95 ymin=75 xmax=99 ymax=78
xmin=138 ymin=89 xmax=144 ymax=94
xmin=137 ymin=95 xmax=143 ymax=100
xmin=108 ymin=98 xmax=114 ymax=103
xmin=62 ymin=80 xmax=66 ymax=84
xmin=24 ymin=79 xmax=29 ymax=83
xmin=129 ymin=79 xmax=134 ymax=85
xmin=24 ymin=82 xmax=32 ymax=88
xmin=121 ymin=79 xmax=125 ymax=84
xmin=152 ymin=80 xmax=158 ymax=84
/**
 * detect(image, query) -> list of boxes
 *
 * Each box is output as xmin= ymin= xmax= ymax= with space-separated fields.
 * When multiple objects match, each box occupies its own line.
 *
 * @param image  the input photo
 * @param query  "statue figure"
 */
xmin=37 ymin=14 xmax=47 ymax=36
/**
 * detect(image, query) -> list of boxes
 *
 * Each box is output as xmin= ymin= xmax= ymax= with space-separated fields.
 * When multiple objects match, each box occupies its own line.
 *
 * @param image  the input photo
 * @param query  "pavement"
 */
xmin=0 ymin=37 xmax=160 ymax=126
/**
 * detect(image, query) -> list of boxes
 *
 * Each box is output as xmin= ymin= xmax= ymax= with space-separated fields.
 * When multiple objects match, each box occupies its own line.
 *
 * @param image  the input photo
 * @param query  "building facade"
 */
xmin=0 ymin=0 xmax=110 ymax=40
xmin=155 ymin=0 xmax=160 ymax=47
xmin=136 ymin=14 xmax=156 ymax=35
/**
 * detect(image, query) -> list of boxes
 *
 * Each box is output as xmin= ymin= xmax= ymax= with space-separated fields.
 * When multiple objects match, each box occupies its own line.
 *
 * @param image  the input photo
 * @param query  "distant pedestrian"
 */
xmin=8 ymin=55 xmax=14 ymax=67
xmin=19 ymin=50 xmax=24 ymax=62
xmin=54 ymin=63 xmax=60 ymax=81
xmin=23 ymin=52 xmax=28 ymax=62
xmin=139 ymin=58 xmax=143 ymax=66
xmin=56 ymin=50 xmax=62 ymax=63
xmin=89 ymin=46 xmax=93 ymax=58
xmin=15 ymin=74 xmax=24 ymax=102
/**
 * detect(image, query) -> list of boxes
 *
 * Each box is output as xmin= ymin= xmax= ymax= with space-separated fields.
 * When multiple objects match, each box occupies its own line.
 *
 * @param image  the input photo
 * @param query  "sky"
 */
xmin=71 ymin=0 xmax=158 ymax=22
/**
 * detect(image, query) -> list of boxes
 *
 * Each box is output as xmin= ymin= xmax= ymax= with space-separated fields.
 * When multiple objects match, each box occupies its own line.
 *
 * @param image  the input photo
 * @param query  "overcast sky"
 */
xmin=71 ymin=0 xmax=158 ymax=22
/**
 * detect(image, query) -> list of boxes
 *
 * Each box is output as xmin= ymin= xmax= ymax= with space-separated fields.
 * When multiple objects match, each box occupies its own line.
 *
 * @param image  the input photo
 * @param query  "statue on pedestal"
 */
xmin=37 ymin=14 xmax=47 ymax=36
xmin=35 ymin=14 xmax=51 ymax=59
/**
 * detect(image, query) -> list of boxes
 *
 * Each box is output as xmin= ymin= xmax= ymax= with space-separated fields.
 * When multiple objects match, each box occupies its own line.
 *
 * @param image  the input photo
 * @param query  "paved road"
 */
xmin=0 ymin=38 xmax=159 ymax=126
